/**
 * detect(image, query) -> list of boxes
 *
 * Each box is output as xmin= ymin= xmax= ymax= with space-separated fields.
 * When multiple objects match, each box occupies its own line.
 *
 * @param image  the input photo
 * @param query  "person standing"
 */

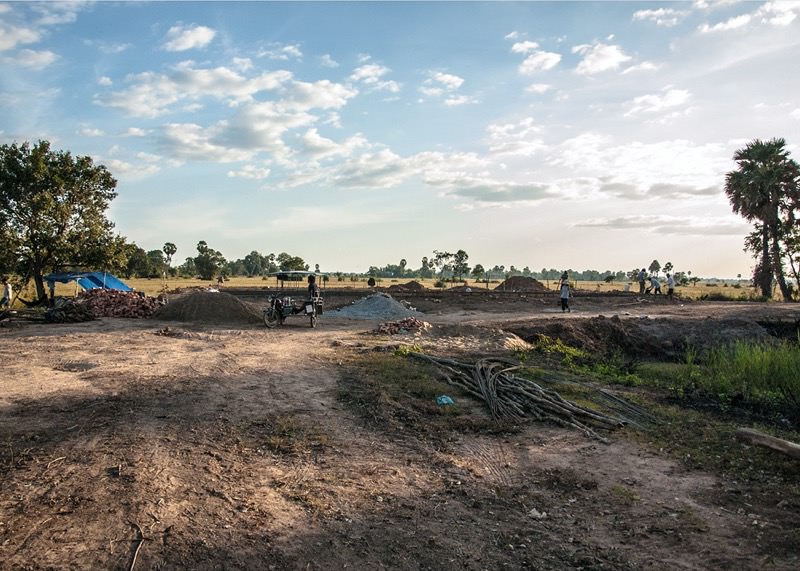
xmin=666 ymin=273 xmax=675 ymax=301
xmin=1 ymin=277 xmax=11 ymax=309
xmin=637 ymin=268 xmax=646 ymax=294
xmin=559 ymin=271 xmax=571 ymax=312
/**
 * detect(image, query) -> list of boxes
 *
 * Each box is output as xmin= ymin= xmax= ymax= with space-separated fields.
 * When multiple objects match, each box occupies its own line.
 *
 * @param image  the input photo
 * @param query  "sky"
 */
xmin=2 ymin=1 xmax=800 ymax=278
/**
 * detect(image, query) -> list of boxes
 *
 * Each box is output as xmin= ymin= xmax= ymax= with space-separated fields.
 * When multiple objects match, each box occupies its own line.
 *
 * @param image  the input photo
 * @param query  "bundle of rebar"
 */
xmin=410 ymin=353 xmax=626 ymax=442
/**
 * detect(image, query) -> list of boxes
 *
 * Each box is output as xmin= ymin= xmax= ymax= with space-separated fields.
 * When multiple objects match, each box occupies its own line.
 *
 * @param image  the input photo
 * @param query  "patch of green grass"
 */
xmin=702 ymin=340 xmax=800 ymax=408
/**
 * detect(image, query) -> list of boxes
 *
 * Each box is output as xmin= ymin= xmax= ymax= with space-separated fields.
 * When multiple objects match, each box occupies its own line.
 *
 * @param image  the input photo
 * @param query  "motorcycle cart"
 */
xmin=263 ymin=293 xmax=323 ymax=328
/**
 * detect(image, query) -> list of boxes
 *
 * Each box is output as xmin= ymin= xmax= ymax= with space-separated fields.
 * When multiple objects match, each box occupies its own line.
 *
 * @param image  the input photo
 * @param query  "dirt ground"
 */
xmin=1 ymin=287 xmax=799 ymax=570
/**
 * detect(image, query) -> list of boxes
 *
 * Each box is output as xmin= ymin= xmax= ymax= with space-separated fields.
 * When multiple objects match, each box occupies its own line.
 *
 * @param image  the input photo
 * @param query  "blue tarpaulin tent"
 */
xmin=45 ymin=271 xmax=133 ymax=292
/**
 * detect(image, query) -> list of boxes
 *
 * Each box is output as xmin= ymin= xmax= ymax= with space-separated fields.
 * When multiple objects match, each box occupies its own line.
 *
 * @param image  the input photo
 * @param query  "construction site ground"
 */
xmin=1 ymin=285 xmax=799 ymax=570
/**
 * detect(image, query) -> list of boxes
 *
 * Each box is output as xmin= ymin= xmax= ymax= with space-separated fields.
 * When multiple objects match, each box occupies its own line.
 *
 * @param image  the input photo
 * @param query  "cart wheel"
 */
xmin=264 ymin=309 xmax=280 ymax=328
xmin=310 ymin=315 xmax=317 ymax=328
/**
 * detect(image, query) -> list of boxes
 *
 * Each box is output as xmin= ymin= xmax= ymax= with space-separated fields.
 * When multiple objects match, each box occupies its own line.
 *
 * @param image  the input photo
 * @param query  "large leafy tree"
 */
xmin=0 ymin=140 xmax=124 ymax=299
xmin=193 ymin=240 xmax=226 ymax=280
xmin=725 ymin=138 xmax=800 ymax=300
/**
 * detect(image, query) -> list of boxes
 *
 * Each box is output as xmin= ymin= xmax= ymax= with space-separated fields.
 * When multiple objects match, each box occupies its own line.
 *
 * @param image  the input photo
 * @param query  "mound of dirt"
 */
xmin=494 ymin=276 xmax=550 ymax=292
xmin=152 ymin=290 xmax=263 ymax=325
xmin=328 ymin=292 xmax=422 ymax=320
xmin=387 ymin=280 xmax=426 ymax=292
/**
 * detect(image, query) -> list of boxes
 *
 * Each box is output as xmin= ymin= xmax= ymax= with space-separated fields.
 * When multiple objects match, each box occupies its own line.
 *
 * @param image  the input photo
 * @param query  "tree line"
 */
xmin=2 ymin=139 xmax=798 ymax=301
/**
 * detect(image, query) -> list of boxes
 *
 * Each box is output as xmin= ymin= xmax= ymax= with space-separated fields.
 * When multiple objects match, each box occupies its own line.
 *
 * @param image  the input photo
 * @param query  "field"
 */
xmin=114 ymin=275 xmax=756 ymax=301
xmin=2 ymin=284 xmax=799 ymax=570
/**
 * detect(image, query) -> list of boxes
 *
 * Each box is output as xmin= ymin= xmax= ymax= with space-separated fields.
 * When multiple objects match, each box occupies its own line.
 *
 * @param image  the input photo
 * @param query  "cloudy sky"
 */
xmin=2 ymin=1 xmax=799 ymax=278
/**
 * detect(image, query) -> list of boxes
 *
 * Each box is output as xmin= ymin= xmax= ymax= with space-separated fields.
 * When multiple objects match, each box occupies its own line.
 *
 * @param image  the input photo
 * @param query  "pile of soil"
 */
xmin=494 ymin=276 xmax=550 ymax=292
xmin=329 ymin=292 xmax=422 ymax=320
xmin=152 ymin=289 xmax=263 ymax=325
xmin=386 ymin=280 xmax=426 ymax=292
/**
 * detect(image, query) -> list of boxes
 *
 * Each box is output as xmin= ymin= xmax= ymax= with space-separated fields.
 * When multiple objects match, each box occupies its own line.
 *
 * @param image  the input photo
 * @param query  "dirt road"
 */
xmin=1 ymin=290 xmax=798 ymax=570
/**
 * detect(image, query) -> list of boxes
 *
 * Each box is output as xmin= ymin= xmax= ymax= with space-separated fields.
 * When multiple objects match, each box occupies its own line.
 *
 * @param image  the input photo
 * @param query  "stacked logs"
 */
xmin=375 ymin=316 xmax=431 ymax=335
xmin=410 ymin=353 xmax=625 ymax=442
xmin=78 ymin=289 xmax=160 ymax=318
xmin=45 ymin=299 xmax=95 ymax=323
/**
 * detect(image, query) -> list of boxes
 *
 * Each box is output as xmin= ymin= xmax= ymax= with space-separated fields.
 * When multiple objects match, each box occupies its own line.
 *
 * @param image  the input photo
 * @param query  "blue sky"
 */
xmin=2 ymin=1 xmax=799 ymax=278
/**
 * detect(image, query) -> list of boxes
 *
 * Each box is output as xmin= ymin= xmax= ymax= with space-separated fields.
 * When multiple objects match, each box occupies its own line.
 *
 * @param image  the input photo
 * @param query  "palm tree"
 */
xmin=725 ymin=138 xmax=800 ymax=300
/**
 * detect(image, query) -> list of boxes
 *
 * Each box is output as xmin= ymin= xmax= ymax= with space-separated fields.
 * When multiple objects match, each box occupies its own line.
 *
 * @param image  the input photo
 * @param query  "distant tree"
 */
xmin=162 ymin=242 xmax=177 ymax=267
xmin=123 ymin=244 xmax=149 ymax=279
xmin=162 ymin=242 xmax=177 ymax=279
xmin=648 ymin=260 xmax=661 ymax=276
xmin=146 ymin=250 xmax=165 ymax=278
xmin=452 ymin=249 xmax=470 ymax=281
xmin=276 ymin=252 xmax=308 ymax=271
xmin=194 ymin=240 xmax=226 ymax=280
xmin=471 ymin=264 xmax=486 ymax=286
xmin=243 ymin=250 xmax=270 ymax=276
xmin=0 ymin=140 xmax=123 ymax=299
xmin=663 ymin=261 xmax=674 ymax=275
xmin=432 ymin=250 xmax=453 ymax=278
xmin=399 ymin=258 xmax=407 ymax=276
xmin=178 ymin=257 xmax=196 ymax=276
xmin=725 ymin=137 xmax=800 ymax=300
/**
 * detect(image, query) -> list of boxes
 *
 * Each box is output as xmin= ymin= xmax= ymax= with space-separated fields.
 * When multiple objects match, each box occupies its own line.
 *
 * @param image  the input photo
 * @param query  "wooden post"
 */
xmin=735 ymin=427 xmax=800 ymax=460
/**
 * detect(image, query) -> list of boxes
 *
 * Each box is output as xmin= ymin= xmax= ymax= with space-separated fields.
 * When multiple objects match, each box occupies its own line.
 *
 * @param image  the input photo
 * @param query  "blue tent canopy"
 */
xmin=45 ymin=271 xmax=133 ymax=292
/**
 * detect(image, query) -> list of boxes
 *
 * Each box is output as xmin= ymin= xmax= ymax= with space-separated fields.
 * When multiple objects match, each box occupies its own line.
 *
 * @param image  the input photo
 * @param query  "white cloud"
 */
xmin=698 ymin=13 xmax=752 ymax=33
xmin=519 ymin=51 xmax=561 ymax=74
xmin=333 ymin=149 xmax=410 ymax=188
xmin=511 ymin=40 xmax=562 ymax=74
xmin=632 ymin=8 xmax=688 ymax=27
xmin=756 ymin=1 xmax=799 ymax=26
xmin=0 ymin=23 xmax=40 ymax=51
xmin=575 ymin=214 xmax=746 ymax=235
xmin=124 ymin=127 xmax=147 ymax=137
xmin=31 ymin=2 xmax=84 ymax=26
xmin=431 ymin=71 xmax=464 ymax=90
xmin=162 ymin=24 xmax=216 ymax=52
xmin=792 ymin=108 xmax=800 ymax=120
xmin=525 ymin=83 xmax=552 ymax=94
xmin=444 ymin=95 xmax=475 ymax=106
xmin=552 ymin=134 xmax=727 ymax=200
xmin=101 ymin=158 xmax=160 ymax=180
xmin=258 ymin=43 xmax=303 ymax=60
xmin=624 ymin=87 xmax=691 ymax=116
xmin=320 ymin=54 xmax=339 ymax=68
xmin=296 ymin=128 xmax=368 ymax=163
xmin=486 ymin=117 xmax=545 ymax=156
xmin=622 ymin=61 xmax=660 ymax=74
xmin=159 ymin=122 xmax=255 ymax=162
xmin=79 ymin=127 xmax=104 ymax=137
xmin=572 ymin=42 xmax=632 ymax=74
xmin=349 ymin=63 xmax=400 ymax=93
xmin=227 ymin=165 xmax=271 ymax=179
xmin=4 ymin=48 xmax=57 ymax=69
xmin=419 ymin=71 xmax=466 ymax=102
xmin=511 ymin=40 xmax=540 ymax=54
xmin=98 ymin=76 xmax=112 ymax=86
xmin=94 ymin=63 xmax=296 ymax=117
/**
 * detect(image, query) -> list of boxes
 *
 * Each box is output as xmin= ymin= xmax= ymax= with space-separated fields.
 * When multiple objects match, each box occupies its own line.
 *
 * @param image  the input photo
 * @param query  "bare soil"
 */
xmin=1 ymin=287 xmax=799 ymax=570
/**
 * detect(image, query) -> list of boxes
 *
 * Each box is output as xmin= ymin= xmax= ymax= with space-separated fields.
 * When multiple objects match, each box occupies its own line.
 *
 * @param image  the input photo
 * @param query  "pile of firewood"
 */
xmin=375 ymin=316 xmax=431 ymax=335
xmin=410 ymin=353 xmax=626 ymax=442
xmin=77 ymin=289 xmax=161 ymax=318
xmin=45 ymin=299 xmax=95 ymax=323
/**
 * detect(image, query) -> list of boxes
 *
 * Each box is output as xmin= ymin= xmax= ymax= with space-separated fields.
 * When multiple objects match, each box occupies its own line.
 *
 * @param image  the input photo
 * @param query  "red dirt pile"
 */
xmin=494 ymin=276 xmax=550 ymax=292
xmin=387 ymin=280 xmax=426 ymax=292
